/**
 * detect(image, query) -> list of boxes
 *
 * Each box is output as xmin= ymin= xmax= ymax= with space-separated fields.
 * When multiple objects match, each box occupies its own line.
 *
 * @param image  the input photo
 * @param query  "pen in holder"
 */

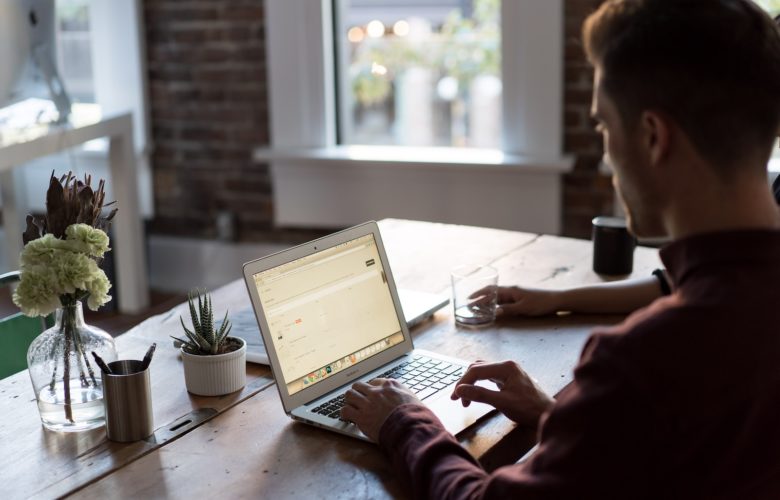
xmin=101 ymin=359 xmax=154 ymax=442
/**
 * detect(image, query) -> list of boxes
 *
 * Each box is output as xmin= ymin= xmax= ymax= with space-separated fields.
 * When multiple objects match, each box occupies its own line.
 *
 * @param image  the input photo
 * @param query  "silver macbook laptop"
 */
xmin=400 ymin=289 xmax=449 ymax=328
xmin=242 ymin=221 xmax=495 ymax=441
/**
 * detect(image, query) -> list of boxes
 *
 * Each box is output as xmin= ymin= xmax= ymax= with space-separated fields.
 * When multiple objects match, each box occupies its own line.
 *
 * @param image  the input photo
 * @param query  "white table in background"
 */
xmin=0 ymin=106 xmax=149 ymax=313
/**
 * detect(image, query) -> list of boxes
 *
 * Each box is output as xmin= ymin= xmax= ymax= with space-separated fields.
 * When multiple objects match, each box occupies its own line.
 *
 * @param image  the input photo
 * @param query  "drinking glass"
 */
xmin=450 ymin=264 xmax=498 ymax=326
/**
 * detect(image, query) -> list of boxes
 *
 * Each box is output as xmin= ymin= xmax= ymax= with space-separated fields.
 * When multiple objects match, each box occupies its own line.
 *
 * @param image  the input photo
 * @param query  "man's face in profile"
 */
xmin=591 ymin=68 xmax=666 ymax=239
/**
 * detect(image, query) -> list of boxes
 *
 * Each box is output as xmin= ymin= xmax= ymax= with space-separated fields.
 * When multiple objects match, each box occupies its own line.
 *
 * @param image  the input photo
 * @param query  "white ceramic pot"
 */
xmin=181 ymin=337 xmax=247 ymax=396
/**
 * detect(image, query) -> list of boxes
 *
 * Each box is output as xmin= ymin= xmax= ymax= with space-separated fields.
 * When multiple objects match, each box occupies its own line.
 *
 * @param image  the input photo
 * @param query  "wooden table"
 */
xmin=0 ymin=219 xmax=662 ymax=499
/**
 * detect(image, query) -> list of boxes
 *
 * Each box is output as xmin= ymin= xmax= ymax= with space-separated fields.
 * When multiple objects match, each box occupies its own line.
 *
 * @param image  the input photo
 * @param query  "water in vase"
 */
xmin=35 ymin=379 xmax=105 ymax=432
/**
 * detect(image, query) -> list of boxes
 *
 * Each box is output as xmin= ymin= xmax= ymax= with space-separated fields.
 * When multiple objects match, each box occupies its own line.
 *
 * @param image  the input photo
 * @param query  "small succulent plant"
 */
xmin=172 ymin=290 xmax=236 ymax=355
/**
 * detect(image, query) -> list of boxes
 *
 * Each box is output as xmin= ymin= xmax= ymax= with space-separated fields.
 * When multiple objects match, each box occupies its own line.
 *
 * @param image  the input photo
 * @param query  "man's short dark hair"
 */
xmin=583 ymin=0 xmax=780 ymax=175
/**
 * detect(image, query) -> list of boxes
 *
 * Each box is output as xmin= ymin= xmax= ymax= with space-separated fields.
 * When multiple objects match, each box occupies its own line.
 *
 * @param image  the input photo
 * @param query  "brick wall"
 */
xmin=143 ymin=0 xmax=613 ymax=241
xmin=144 ymin=0 xmax=280 ymax=242
xmin=562 ymin=0 xmax=614 ymax=238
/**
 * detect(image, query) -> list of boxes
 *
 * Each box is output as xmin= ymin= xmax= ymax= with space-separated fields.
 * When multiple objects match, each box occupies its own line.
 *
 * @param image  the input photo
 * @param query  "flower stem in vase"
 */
xmin=72 ymin=321 xmax=97 ymax=387
xmin=48 ymin=341 xmax=59 ymax=393
xmin=61 ymin=314 xmax=74 ymax=423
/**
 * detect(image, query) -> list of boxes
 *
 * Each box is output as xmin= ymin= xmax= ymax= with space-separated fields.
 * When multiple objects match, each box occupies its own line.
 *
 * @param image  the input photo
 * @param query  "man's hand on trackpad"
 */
xmin=341 ymin=379 xmax=420 ymax=442
xmin=451 ymin=360 xmax=554 ymax=426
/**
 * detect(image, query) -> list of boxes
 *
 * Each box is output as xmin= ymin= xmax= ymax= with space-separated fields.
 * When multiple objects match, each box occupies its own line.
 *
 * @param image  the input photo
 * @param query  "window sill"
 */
xmin=254 ymin=146 xmax=573 ymax=234
xmin=253 ymin=146 xmax=573 ymax=173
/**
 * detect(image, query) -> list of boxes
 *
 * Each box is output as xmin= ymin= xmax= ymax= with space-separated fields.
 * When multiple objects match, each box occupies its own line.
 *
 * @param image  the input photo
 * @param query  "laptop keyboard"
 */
xmin=311 ymin=355 xmax=466 ymax=421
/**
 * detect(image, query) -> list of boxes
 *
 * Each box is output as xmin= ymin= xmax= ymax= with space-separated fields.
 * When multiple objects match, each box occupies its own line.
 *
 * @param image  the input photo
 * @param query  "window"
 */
xmin=335 ymin=0 xmax=501 ymax=148
xmin=754 ymin=0 xmax=780 ymax=16
xmin=754 ymin=1 xmax=780 ymax=159
xmin=262 ymin=1 xmax=568 ymax=234
xmin=56 ymin=0 xmax=94 ymax=103
xmin=265 ymin=1 xmax=563 ymax=158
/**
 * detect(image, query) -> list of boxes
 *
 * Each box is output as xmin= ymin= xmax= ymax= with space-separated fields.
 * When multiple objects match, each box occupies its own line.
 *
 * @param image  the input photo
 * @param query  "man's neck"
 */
xmin=665 ymin=177 xmax=780 ymax=239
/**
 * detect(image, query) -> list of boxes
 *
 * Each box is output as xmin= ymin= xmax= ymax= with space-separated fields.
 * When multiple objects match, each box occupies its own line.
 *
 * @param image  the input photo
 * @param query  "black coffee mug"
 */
xmin=592 ymin=216 xmax=636 ymax=275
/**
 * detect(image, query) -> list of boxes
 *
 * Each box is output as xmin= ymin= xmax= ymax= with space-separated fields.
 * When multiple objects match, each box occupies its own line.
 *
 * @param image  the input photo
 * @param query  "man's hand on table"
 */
xmin=470 ymin=285 xmax=562 ymax=317
xmin=451 ymin=360 xmax=554 ymax=426
xmin=342 ymin=379 xmax=421 ymax=442
xmin=493 ymin=286 xmax=562 ymax=317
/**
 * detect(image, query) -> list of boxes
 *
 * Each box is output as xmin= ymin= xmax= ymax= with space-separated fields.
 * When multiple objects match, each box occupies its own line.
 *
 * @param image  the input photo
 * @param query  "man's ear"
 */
xmin=640 ymin=110 xmax=671 ymax=166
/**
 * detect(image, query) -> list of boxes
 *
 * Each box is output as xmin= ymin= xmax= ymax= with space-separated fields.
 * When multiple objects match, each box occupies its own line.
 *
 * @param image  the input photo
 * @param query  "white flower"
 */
xmin=85 ymin=268 xmax=112 ymax=311
xmin=19 ymin=234 xmax=71 ymax=268
xmin=12 ymin=267 xmax=63 ymax=317
xmin=65 ymin=224 xmax=110 ymax=258
xmin=13 ymin=224 xmax=114 ymax=317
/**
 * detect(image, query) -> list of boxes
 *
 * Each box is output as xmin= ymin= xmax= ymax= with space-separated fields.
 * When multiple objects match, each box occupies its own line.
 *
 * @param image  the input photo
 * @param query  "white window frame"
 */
xmin=259 ymin=0 xmax=572 ymax=234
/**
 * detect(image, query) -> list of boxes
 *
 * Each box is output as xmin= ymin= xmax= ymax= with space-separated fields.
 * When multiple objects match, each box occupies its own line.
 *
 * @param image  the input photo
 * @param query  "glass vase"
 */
xmin=26 ymin=301 xmax=117 ymax=432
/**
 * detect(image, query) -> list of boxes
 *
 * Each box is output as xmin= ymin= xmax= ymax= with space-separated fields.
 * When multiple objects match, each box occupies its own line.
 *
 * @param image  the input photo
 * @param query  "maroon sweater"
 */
xmin=379 ymin=230 xmax=780 ymax=499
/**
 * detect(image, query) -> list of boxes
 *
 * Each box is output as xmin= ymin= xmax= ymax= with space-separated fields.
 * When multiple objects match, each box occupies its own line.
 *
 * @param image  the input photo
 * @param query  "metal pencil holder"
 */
xmin=102 ymin=360 xmax=154 ymax=442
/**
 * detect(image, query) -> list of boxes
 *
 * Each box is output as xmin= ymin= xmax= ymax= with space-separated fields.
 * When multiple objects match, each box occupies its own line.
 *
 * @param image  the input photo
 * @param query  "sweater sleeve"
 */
xmin=379 ymin=403 xmax=491 ymax=499
xmin=377 ymin=334 xmax=656 ymax=500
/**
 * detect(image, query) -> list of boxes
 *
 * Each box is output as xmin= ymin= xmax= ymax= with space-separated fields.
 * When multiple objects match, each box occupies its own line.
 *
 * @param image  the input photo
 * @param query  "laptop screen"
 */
xmin=250 ymin=233 xmax=405 ymax=395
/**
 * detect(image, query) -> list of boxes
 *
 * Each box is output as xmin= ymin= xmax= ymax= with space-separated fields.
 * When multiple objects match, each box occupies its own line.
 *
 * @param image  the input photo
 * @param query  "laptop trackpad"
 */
xmin=427 ymin=382 xmax=498 ymax=436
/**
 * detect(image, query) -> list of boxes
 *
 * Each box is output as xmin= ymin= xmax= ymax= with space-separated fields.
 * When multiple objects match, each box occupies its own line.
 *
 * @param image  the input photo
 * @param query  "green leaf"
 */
xmin=216 ymin=311 xmax=231 ymax=346
xmin=180 ymin=317 xmax=210 ymax=352
xmin=216 ymin=311 xmax=230 ymax=336
xmin=191 ymin=330 xmax=211 ymax=352
xmin=208 ymin=295 xmax=214 ymax=335
xmin=217 ymin=323 xmax=232 ymax=347
xmin=204 ymin=294 xmax=214 ymax=344
xmin=179 ymin=316 xmax=194 ymax=337
xmin=188 ymin=291 xmax=201 ymax=336
xmin=170 ymin=335 xmax=198 ymax=353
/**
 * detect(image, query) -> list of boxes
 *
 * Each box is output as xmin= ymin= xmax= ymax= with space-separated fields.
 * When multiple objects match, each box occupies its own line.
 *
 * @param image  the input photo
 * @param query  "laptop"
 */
xmin=242 ymin=221 xmax=495 ymax=441
xmin=233 ymin=289 xmax=449 ymax=365
xmin=399 ymin=289 xmax=449 ymax=328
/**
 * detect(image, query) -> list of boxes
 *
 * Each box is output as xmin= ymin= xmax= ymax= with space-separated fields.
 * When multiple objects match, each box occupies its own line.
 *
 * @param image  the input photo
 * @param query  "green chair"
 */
xmin=0 ymin=271 xmax=54 ymax=379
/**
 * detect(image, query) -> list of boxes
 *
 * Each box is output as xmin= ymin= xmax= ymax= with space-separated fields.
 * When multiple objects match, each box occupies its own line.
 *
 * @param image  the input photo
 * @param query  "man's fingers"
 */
xmin=468 ymin=285 xmax=494 ymax=300
xmin=340 ymin=404 xmax=358 ymax=422
xmin=496 ymin=286 xmax=524 ymax=303
xmin=351 ymin=378 xmax=400 ymax=398
xmin=495 ymin=302 xmax=529 ymax=317
xmin=351 ymin=380 xmax=379 ymax=396
xmin=455 ymin=361 xmax=515 ymax=390
xmin=452 ymin=384 xmax=503 ymax=408
xmin=451 ymin=360 xmax=487 ymax=399
xmin=344 ymin=387 xmax=369 ymax=407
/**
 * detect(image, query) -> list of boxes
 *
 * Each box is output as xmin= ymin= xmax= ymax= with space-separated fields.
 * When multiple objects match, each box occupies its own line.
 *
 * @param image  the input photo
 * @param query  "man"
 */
xmin=341 ymin=1 xmax=780 ymax=498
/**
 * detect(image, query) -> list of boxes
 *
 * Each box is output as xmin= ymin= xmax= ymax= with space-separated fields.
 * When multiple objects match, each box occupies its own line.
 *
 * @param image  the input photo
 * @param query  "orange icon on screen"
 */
xmin=295 ymin=318 xmax=302 ymax=324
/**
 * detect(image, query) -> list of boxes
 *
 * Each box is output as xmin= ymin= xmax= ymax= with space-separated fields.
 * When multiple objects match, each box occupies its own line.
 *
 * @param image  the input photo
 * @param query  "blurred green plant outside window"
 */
xmin=337 ymin=0 xmax=502 ymax=148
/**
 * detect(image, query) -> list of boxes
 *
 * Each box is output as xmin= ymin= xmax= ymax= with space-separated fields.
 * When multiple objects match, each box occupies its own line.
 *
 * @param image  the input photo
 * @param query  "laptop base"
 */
xmin=290 ymin=349 xmax=496 ymax=442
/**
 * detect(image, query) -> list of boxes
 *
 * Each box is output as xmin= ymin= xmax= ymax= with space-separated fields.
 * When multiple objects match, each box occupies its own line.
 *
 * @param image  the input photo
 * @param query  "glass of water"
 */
xmin=451 ymin=264 xmax=498 ymax=326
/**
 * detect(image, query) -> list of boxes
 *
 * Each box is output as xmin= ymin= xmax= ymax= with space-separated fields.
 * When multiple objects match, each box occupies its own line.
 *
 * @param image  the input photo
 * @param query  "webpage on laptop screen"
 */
xmin=252 ymin=234 xmax=404 ymax=395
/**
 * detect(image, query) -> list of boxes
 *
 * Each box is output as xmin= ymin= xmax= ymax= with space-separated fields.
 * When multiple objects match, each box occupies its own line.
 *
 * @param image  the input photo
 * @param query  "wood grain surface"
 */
xmin=0 ymin=280 xmax=274 ymax=499
xmin=1 ymin=219 xmax=662 ymax=499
